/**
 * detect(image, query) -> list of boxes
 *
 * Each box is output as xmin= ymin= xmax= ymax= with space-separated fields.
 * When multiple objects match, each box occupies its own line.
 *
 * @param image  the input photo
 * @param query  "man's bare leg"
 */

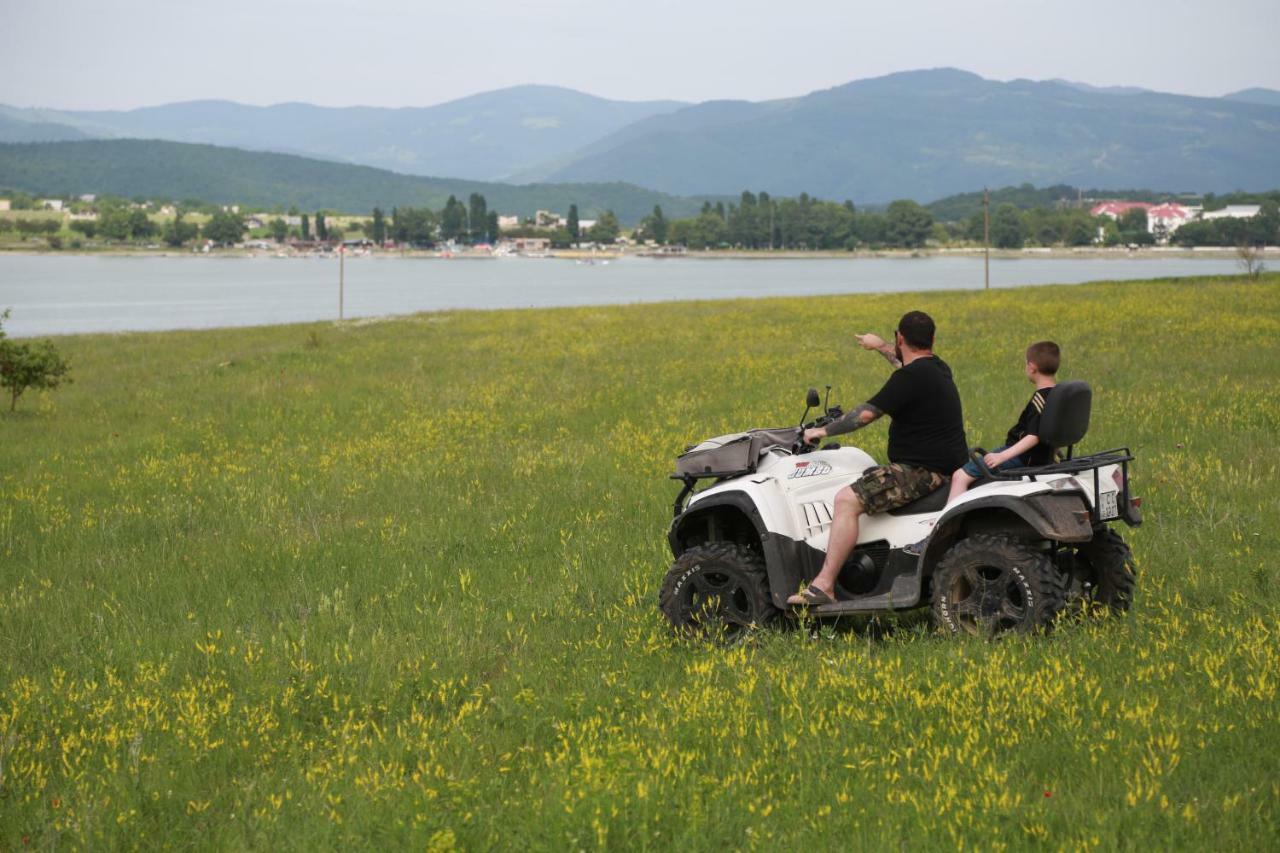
xmin=810 ymin=487 xmax=862 ymax=598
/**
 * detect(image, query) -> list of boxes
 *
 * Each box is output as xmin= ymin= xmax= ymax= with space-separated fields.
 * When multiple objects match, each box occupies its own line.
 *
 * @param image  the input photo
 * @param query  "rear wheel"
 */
xmin=932 ymin=535 xmax=1066 ymax=637
xmin=1070 ymin=528 xmax=1137 ymax=614
xmin=659 ymin=542 xmax=778 ymax=641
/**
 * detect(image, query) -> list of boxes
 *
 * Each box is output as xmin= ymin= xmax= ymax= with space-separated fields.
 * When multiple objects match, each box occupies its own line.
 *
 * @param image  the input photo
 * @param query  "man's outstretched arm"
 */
xmin=804 ymin=403 xmax=882 ymax=444
xmin=855 ymin=333 xmax=902 ymax=369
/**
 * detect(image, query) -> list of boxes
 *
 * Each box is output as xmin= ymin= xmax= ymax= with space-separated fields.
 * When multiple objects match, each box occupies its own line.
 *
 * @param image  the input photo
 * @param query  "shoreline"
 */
xmin=6 ymin=269 xmax=1271 ymax=341
xmin=0 ymin=245 xmax=1267 ymax=260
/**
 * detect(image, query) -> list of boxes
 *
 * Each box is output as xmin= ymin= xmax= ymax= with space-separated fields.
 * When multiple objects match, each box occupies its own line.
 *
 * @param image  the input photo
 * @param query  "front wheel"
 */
xmin=932 ymin=535 xmax=1066 ymax=637
xmin=659 ymin=542 xmax=778 ymax=640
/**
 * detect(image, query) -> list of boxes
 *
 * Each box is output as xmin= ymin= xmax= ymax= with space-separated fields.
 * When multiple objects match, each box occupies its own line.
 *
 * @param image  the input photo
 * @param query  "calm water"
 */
xmin=0 ymin=253 xmax=1242 ymax=337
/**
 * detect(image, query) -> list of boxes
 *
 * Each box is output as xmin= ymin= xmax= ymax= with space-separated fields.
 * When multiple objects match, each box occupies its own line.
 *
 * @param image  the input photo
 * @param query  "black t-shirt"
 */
xmin=867 ymin=356 xmax=968 ymax=474
xmin=1006 ymin=386 xmax=1057 ymax=466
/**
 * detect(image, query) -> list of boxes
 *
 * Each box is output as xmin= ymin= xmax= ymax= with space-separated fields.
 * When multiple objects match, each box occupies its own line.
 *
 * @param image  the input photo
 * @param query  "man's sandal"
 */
xmin=786 ymin=584 xmax=836 ymax=607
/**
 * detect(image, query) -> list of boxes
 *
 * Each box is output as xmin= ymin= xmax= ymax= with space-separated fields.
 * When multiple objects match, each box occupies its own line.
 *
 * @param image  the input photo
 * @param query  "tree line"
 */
xmin=633 ymin=193 xmax=938 ymax=251
xmin=7 ymin=185 xmax=1278 ymax=251
xmin=632 ymin=190 xmax=1280 ymax=250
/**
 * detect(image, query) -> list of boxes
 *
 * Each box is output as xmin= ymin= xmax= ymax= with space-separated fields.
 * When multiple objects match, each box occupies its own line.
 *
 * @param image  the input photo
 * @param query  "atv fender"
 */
xmin=669 ymin=491 xmax=812 ymax=610
xmin=921 ymin=492 xmax=1094 ymax=571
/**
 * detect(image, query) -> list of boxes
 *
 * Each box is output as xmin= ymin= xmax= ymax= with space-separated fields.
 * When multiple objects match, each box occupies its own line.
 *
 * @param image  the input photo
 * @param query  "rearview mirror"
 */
xmin=806 ymin=388 xmax=821 ymax=408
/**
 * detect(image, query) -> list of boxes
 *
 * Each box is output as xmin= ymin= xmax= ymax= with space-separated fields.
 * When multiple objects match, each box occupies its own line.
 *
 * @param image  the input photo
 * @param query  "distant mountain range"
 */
xmin=1223 ymin=87 xmax=1280 ymax=107
xmin=2 ymin=69 xmax=1278 ymax=204
xmin=0 ymin=139 xmax=708 ymax=223
xmin=0 ymin=86 xmax=687 ymax=181
xmin=519 ymin=70 xmax=1280 ymax=200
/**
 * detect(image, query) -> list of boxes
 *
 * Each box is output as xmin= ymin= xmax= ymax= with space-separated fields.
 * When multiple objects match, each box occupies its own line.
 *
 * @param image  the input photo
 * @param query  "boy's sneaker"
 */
xmin=903 ymin=538 xmax=928 ymax=557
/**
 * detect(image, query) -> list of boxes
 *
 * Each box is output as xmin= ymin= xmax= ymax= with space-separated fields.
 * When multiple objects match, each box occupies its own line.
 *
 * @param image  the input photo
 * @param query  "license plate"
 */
xmin=1099 ymin=491 xmax=1119 ymax=520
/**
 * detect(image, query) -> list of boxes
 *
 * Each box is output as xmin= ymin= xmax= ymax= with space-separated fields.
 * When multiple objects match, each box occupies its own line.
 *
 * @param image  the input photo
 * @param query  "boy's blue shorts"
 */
xmin=962 ymin=444 xmax=1028 ymax=478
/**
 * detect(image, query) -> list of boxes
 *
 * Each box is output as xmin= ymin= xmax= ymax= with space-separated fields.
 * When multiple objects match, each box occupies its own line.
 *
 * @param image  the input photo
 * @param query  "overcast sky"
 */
xmin=3 ymin=0 xmax=1278 ymax=110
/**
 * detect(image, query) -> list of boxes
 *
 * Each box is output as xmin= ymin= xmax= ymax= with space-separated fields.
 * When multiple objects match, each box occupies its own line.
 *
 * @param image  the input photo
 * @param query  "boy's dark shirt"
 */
xmin=867 ymin=355 xmax=968 ymax=474
xmin=1006 ymin=386 xmax=1057 ymax=466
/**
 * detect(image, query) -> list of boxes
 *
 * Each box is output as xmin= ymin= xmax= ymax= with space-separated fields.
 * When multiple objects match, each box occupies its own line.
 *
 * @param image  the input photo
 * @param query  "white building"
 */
xmin=1146 ymin=203 xmax=1195 ymax=239
xmin=1202 ymin=205 xmax=1261 ymax=220
xmin=497 ymin=215 xmax=521 ymax=231
xmin=78 ymin=194 xmax=96 ymax=203
xmin=0 ymin=199 xmax=10 ymax=212
xmin=40 ymin=199 xmax=64 ymax=211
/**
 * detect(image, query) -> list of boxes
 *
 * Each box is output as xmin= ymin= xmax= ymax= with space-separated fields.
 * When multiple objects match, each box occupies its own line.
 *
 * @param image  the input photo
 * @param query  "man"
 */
xmin=786 ymin=310 xmax=967 ymax=606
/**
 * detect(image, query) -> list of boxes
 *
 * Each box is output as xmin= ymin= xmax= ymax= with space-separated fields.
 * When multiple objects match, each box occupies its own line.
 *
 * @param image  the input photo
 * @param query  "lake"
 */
xmin=0 ymin=253 xmax=1244 ymax=337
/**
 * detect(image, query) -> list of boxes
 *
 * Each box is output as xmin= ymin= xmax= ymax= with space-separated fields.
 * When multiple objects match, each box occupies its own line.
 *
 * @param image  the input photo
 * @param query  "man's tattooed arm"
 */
xmin=875 ymin=343 xmax=903 ymax=369
xmin=823 ymin=403 xmax=883 ymax=437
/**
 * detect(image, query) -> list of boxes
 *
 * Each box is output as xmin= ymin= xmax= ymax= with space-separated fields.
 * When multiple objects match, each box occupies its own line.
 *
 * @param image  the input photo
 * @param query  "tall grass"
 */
xmin=2 ymin=274 xmax=1278 ymax=848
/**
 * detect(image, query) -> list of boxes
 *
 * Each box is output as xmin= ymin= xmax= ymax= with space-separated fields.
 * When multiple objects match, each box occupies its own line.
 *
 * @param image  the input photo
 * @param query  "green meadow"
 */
xmin=2 ymin=274 xmax=1278 ymax=849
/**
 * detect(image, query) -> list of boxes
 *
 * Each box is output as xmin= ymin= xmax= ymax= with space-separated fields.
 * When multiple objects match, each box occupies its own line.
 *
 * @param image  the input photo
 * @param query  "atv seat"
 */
xmin=887 ymin=484 xmax=950 ymax=516
xmin=1037 ymin=379 xmax=1092 ymax=459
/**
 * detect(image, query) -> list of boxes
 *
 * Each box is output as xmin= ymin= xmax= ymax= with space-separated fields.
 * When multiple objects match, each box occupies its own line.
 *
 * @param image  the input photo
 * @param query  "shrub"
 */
xmin=0 ymin=310 xmax=73 ymax=411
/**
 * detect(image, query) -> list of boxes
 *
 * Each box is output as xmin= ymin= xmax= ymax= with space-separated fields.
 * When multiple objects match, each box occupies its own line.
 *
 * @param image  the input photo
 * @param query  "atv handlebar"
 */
xmin=796 ymin=405 xmax=844 ymax=453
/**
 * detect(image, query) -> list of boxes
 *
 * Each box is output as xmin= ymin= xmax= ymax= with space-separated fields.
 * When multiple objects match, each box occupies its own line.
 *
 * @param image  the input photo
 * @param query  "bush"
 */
xmin=0 ymin=310 xmax=73 ymax=411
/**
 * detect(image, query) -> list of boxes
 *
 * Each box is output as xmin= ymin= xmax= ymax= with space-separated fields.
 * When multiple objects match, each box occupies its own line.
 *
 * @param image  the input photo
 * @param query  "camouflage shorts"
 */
xmin=849 ymin=463 xmax=948 ymax=515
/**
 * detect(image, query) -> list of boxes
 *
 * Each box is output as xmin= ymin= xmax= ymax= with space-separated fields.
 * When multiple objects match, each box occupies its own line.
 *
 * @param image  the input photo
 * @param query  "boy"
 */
xmin=904 ymin=340 xmax=1060 ymax=557
xmin=950 ymin=340 xmax=1061 ymax=501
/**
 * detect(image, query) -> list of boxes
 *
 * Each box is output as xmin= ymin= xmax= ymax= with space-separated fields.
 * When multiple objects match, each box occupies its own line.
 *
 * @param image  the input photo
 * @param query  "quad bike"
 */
xmin=659 ymin=381 xmax=1142 ymax=639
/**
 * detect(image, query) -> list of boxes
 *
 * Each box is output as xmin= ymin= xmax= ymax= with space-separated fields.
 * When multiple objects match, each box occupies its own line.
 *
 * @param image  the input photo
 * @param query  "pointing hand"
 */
xmin=855 ymin=333 xmax=885 ymax=351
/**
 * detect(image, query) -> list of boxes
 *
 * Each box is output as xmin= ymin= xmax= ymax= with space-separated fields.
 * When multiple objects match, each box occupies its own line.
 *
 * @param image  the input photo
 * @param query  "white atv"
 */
xmin=659 ymin=382 xmax=1142 ymax=638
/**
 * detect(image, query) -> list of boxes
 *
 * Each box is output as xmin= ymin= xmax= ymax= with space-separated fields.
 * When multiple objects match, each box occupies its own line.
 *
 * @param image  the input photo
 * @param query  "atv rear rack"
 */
xmin=972 ymin=446 xmax=1140 ymax=527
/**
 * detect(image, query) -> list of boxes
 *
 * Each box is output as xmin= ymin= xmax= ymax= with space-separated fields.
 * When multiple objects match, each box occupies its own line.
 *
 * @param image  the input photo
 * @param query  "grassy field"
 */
xmin=2 ymin=274 xmax=1278 ymax=849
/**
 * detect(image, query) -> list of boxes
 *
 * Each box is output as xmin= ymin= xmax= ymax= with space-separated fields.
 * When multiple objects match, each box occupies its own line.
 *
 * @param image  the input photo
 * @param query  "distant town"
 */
xmin=0 ymin=185 xmax=1276 ymax=258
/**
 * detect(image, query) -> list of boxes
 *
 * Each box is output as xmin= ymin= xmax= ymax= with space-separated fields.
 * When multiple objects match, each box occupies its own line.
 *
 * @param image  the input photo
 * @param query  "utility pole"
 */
xmin=339 ymin=244 xmax=345 ymax=320
xmin=983 ymin=187 xmax=990 ymax=291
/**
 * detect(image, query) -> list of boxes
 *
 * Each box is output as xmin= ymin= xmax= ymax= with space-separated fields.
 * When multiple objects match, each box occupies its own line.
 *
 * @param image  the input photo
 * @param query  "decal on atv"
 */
xmin=789 ymin=461 xmax=832 ymax=479
xmin=670 ymin=564 xmax=702 ymax=598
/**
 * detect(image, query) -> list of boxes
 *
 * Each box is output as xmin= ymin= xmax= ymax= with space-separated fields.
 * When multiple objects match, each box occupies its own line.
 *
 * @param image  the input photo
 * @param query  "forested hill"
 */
xmin=0 ymin=87 xmax=687 ymax=181
xmin=0 ymin=139 xmax=707 ymax=222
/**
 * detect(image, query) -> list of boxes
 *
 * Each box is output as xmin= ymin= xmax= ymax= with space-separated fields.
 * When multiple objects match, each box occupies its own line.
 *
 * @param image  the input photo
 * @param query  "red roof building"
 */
xmin=1090 ymin=201 xmax=1154 ymax=219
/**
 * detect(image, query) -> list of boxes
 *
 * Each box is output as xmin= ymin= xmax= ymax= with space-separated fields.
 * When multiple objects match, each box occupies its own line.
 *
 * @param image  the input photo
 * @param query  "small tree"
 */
xmin=439 ymin=196 xmax=466 ymax=242
xmin=162 ymin=214 xmax=199 ymax=248
xmin=204 ymin=210 xmax=246 ymax=245
xmin=989 ymin=203 xmax=1027 ymax=249
xmin=567 ymin=204 xmax=580 ymax=242
xmin=1237 ymin=242 xmax=1266 ymax=279
xmin=269 ymin=217 xmax=288 ymax=242
xmin=371 ymin=207 xmax=386 ymax=244
xmin=641 ymin=204 xmax=668 ymax=243
xmin=0 ymin=310 xmax=73 ymax=411
xmin=69 ymin=219 xmax=98 ymax=239
xmin=884 ymin=199 xmax=934 ymax=248
xmin=468 ymin=193 xmax=488 ymax=243
xmin=587 ymin=210 xmax=621 ymax=244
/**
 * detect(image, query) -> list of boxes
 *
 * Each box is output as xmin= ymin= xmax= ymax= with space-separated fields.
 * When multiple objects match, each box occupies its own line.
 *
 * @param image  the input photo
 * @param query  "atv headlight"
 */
xmin=1047 ymin=477 xmax=1083 ymax=492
